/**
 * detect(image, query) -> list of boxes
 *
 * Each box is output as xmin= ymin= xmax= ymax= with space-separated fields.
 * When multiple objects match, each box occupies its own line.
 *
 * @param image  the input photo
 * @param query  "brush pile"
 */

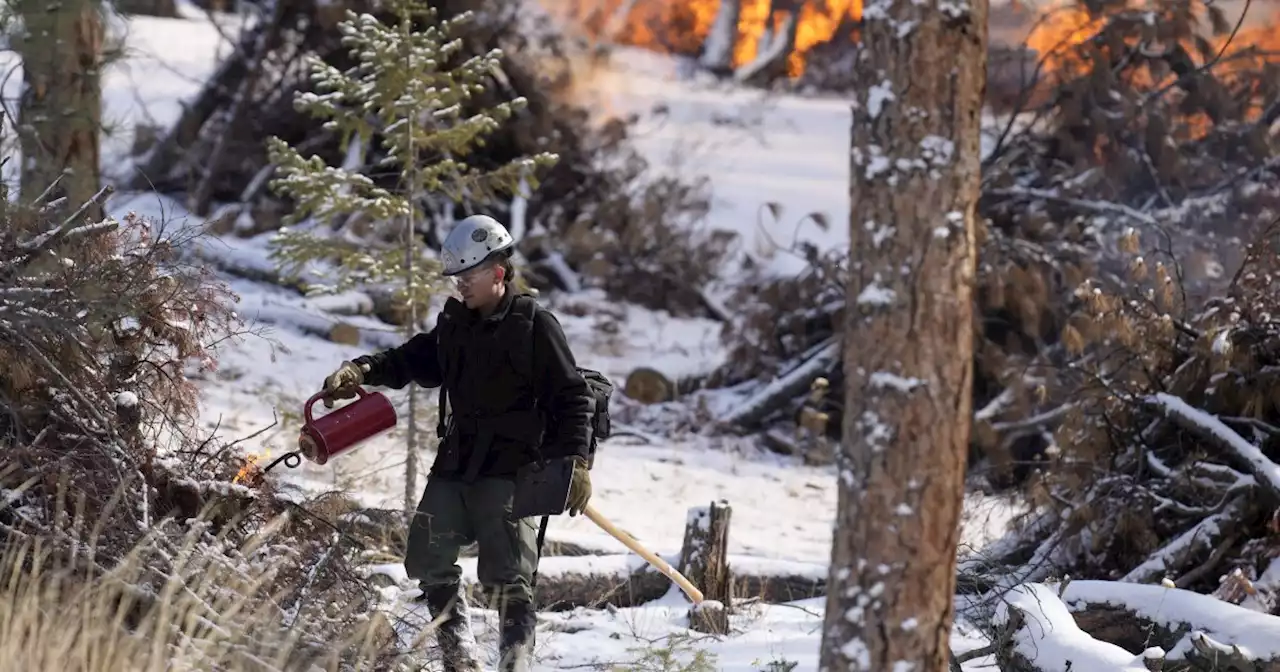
xmin=131 ymin=0 xmax=725 ymax=316
xmin=709 ymin=0 xmax=1280 ymax=474
xmin=0 ymin=189 xmax=400 ymax=666
xmin=705 ymin=0 xmax=1280 ymax=637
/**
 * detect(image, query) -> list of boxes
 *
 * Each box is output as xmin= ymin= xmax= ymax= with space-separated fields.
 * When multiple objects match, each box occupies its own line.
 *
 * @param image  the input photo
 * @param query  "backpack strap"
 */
xmin=434 ymin=300 xmax=466 ymax=441
xmin=508 ymin=294 xmax=557 ymax=564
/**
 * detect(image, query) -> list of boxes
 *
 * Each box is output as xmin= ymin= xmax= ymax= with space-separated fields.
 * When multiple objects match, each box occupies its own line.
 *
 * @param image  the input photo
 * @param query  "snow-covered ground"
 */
xmin=11 ymin=5 xmax=1033 ymax=669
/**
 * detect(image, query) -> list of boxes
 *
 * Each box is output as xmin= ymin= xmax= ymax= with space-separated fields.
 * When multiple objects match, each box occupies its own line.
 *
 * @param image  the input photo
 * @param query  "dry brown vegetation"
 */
xmin=0 ymin=190 xmax=419 ymax=669
xmin=0 ymin=506 xmax=392 ymax=671
xmin=138 ymin=0 xmax=728 ymax=318
xmin=705 ymin=0 xmax=1280 ymax=606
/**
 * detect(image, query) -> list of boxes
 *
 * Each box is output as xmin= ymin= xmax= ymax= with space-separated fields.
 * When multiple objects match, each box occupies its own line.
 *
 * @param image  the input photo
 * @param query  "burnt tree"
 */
xmin=13 ymin=0 xmax=105 ymax=218
xmin=818 ymin=0 xmax=988 ymax=668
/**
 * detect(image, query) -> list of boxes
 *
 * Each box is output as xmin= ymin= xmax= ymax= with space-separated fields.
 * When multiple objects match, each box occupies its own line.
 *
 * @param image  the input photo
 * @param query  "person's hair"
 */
xmin=495 ymin=250 xmax=515 ymax=285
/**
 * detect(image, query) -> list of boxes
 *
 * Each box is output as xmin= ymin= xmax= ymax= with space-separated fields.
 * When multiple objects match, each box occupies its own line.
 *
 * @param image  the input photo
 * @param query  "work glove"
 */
xmin=566 ymin=456 xmax=592 ymax=517
xmin=321 ymin=360 xmax=365 ymax=408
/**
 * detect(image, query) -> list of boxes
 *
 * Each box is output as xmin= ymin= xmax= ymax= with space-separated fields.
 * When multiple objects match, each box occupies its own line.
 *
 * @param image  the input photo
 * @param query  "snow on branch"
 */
xmin=1145 ymin=392 xmax=1280 ymax=500
xmin=1062 ymin=579 xmax=1280 ymax=665
xmin=0 ymin=185 xmax=118 ymax=279
xmin=1120 ymin=495 xmax=1247 ymax=585
xmin=718 ymin=339 xmax=839 ymax=429
xmin=993 ymin=583 xmax=1152 ymax=671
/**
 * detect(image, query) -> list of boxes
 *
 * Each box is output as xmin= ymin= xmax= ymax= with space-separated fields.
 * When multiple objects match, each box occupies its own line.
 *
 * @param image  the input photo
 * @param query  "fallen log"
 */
xmin=1120 ymin=495 xmax=1249 ymax=586
xmin=993 ymin=583 xmax=1156 ymax=672
xmin=239 ymin=301 xmax=403 ymax=350
xmin=1061 ymin=579 xmax=1280 ymax=671
xmin=718 ymin=338 xmax=840 ymax=430
xmin=459 ymin=553 xmax=827 ymax=611
xmin=1145 ymin=392 xmax=1280 ymax=502
xmin=187 ymin=235 xmax=309 ymax=293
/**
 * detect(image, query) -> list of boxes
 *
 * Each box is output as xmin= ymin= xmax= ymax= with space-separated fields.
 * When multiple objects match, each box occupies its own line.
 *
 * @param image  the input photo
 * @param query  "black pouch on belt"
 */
xmin=510 ymin=457 xmax=575 ymax=520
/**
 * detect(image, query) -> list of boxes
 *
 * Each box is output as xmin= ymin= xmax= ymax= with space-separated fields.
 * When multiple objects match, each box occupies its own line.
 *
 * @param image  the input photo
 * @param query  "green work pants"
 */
xmin=405 ymin=475 xmax=540 ymax=607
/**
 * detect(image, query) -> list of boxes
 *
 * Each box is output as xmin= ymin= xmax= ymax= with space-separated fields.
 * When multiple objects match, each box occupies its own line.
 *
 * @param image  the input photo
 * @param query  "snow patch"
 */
xmin=857 ymin=280 xmax=896 ymax=306
xmin=867 ymin=80 xmax=895 ymax=119
xmin=869 ymin=372 xmax=924 ymax=393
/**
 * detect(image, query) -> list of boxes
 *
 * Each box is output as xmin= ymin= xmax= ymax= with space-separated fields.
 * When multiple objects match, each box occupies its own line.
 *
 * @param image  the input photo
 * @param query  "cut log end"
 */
xmin=624 ymin=367 xmax=675 ymax=405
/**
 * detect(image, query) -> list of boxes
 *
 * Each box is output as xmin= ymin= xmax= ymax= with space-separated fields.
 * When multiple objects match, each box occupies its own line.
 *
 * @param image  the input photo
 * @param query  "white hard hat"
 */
xmin=440 ymin=215 xmax=515 ymax=276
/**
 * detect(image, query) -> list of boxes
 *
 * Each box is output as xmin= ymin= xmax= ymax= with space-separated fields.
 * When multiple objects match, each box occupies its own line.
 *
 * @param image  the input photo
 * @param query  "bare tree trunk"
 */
xmin=819 ymin=0 xmax=988 ymax=667
xmin=700 ymin=0 xmax=742 ymax=75
xmin=14 ymin=0 xmax=104 ymax=217
xmin=402 ymin=16 xmax=420 ymax=518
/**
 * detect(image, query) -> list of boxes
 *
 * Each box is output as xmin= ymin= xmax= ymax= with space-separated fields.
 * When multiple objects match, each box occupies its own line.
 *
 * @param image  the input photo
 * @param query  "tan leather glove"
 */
xmin=321 ymin=360 xmax=365 ymax=408
xmin=566 ymin=456 xmax=592 ymax=516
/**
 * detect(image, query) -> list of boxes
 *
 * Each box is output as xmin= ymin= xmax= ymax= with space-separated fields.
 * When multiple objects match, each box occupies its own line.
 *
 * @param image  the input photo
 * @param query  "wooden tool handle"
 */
xmin=584 ymin=505 xmax=705 ymax=604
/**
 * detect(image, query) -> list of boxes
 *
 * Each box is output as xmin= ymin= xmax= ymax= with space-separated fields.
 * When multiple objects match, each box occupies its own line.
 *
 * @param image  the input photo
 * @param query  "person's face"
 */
xmin=453 ymin=262 xmax=504 ymax=309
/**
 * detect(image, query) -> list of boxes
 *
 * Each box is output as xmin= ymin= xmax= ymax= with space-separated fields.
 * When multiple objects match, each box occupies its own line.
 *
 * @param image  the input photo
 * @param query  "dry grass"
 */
xmin=0 ymin=503 xmax=397 ymax=672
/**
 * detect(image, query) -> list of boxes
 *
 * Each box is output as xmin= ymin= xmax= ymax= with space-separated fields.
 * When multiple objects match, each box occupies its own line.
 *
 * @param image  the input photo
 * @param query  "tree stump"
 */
xmin=680 ymin=500 xmax=733 ymax=634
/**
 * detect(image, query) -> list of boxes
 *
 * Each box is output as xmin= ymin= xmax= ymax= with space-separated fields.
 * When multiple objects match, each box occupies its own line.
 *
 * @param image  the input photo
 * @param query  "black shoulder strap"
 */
xmin=510 ymin=293 xmax=540 ymax=375
xmin=509 ymin=293 xmax=539 ymax=322
xmin=434 ymin=302 xmax=464 ymax=438
xmin=515 ymin=294 xmax=552 ymax=582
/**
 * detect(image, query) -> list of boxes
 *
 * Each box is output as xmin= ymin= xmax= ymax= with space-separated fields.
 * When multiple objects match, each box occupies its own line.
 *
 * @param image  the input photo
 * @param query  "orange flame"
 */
xmin=1023 ymin=1 xmax=1280 ymax=137
xmin=554 ymin=0 xmax=863 ymax=77
xmin=233 ymin=451 xmax=266 ymax=485
xmin=1027 ymin=1 xmax=1280 ymax=81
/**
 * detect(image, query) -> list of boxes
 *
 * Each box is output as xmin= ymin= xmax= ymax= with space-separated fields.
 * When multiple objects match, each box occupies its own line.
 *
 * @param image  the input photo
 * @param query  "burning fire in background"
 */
xmin=1023 ymin=0 xmax=1280 ymax=136
xmin=554 ymin=0 xmax=862 ymax=77
xmin=1027 ymin=0 xmax=1280 ymax=80
xmin=233 ymin=450 xmax=268 ymax=485
xmin=551 ymin=0 xmax=1276 ymax=86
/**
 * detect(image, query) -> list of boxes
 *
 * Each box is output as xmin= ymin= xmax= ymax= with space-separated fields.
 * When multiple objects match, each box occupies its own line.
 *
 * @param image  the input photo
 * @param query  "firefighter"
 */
xmin=315 ymin=215 xmax=594 ymax=672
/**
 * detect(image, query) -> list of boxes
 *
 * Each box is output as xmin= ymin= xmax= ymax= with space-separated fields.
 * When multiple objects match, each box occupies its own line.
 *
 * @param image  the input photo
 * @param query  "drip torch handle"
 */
xmin=304 ymin=386 xmax=369 ymax=425
xmin=304 ymin=392 xmax=323 ymax=426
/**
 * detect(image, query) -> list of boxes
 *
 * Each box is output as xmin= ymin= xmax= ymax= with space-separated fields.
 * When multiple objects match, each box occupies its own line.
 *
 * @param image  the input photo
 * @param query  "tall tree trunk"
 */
xmin=819 ymin=0 xmax=988 ymax=667
xmin=14 ymin=0 xmax=105 ymax=218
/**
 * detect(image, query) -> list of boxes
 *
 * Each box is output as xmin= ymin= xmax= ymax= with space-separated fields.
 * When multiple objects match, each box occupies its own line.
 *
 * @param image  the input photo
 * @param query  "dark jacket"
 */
xmin=353 ymin=290 xmax=593 ymax=480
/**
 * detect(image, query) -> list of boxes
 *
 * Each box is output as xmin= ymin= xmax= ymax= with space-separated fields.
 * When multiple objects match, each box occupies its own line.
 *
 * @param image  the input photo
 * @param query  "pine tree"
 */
xmin=265 ymin=0 xmax=558 ymax=513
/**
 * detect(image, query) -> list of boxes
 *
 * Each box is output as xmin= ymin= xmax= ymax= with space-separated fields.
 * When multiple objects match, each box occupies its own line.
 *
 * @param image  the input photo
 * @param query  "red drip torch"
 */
xmin=261 ymin=387 xmax=398 ymax=474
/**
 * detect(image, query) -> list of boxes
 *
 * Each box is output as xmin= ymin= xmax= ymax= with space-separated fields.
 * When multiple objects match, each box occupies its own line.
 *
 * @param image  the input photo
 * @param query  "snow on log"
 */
xmin=187 ymin=235 xmax=308 ymax=293
xmin=718 ymin=339 xmax=840 ymax=429
xmin=455 ymin=553 xmax=827 ymax=611
xmin=1062 ymin=579 xmax=1280 ymax=668
xmin=993 ymin=583 xmax=1153 ymax=672
xmin=1145 ymin=392 xmax=1280 ymax=500
xmin=1120 ymin=495 xmax=1248 ymax=585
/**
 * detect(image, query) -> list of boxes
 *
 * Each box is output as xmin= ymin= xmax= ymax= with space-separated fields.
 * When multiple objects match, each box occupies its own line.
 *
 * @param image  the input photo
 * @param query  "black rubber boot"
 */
xmin=424 ymin=583 xmax=482 ymax=672
xmin=497 ymin=600 xmax=536 ymax=672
